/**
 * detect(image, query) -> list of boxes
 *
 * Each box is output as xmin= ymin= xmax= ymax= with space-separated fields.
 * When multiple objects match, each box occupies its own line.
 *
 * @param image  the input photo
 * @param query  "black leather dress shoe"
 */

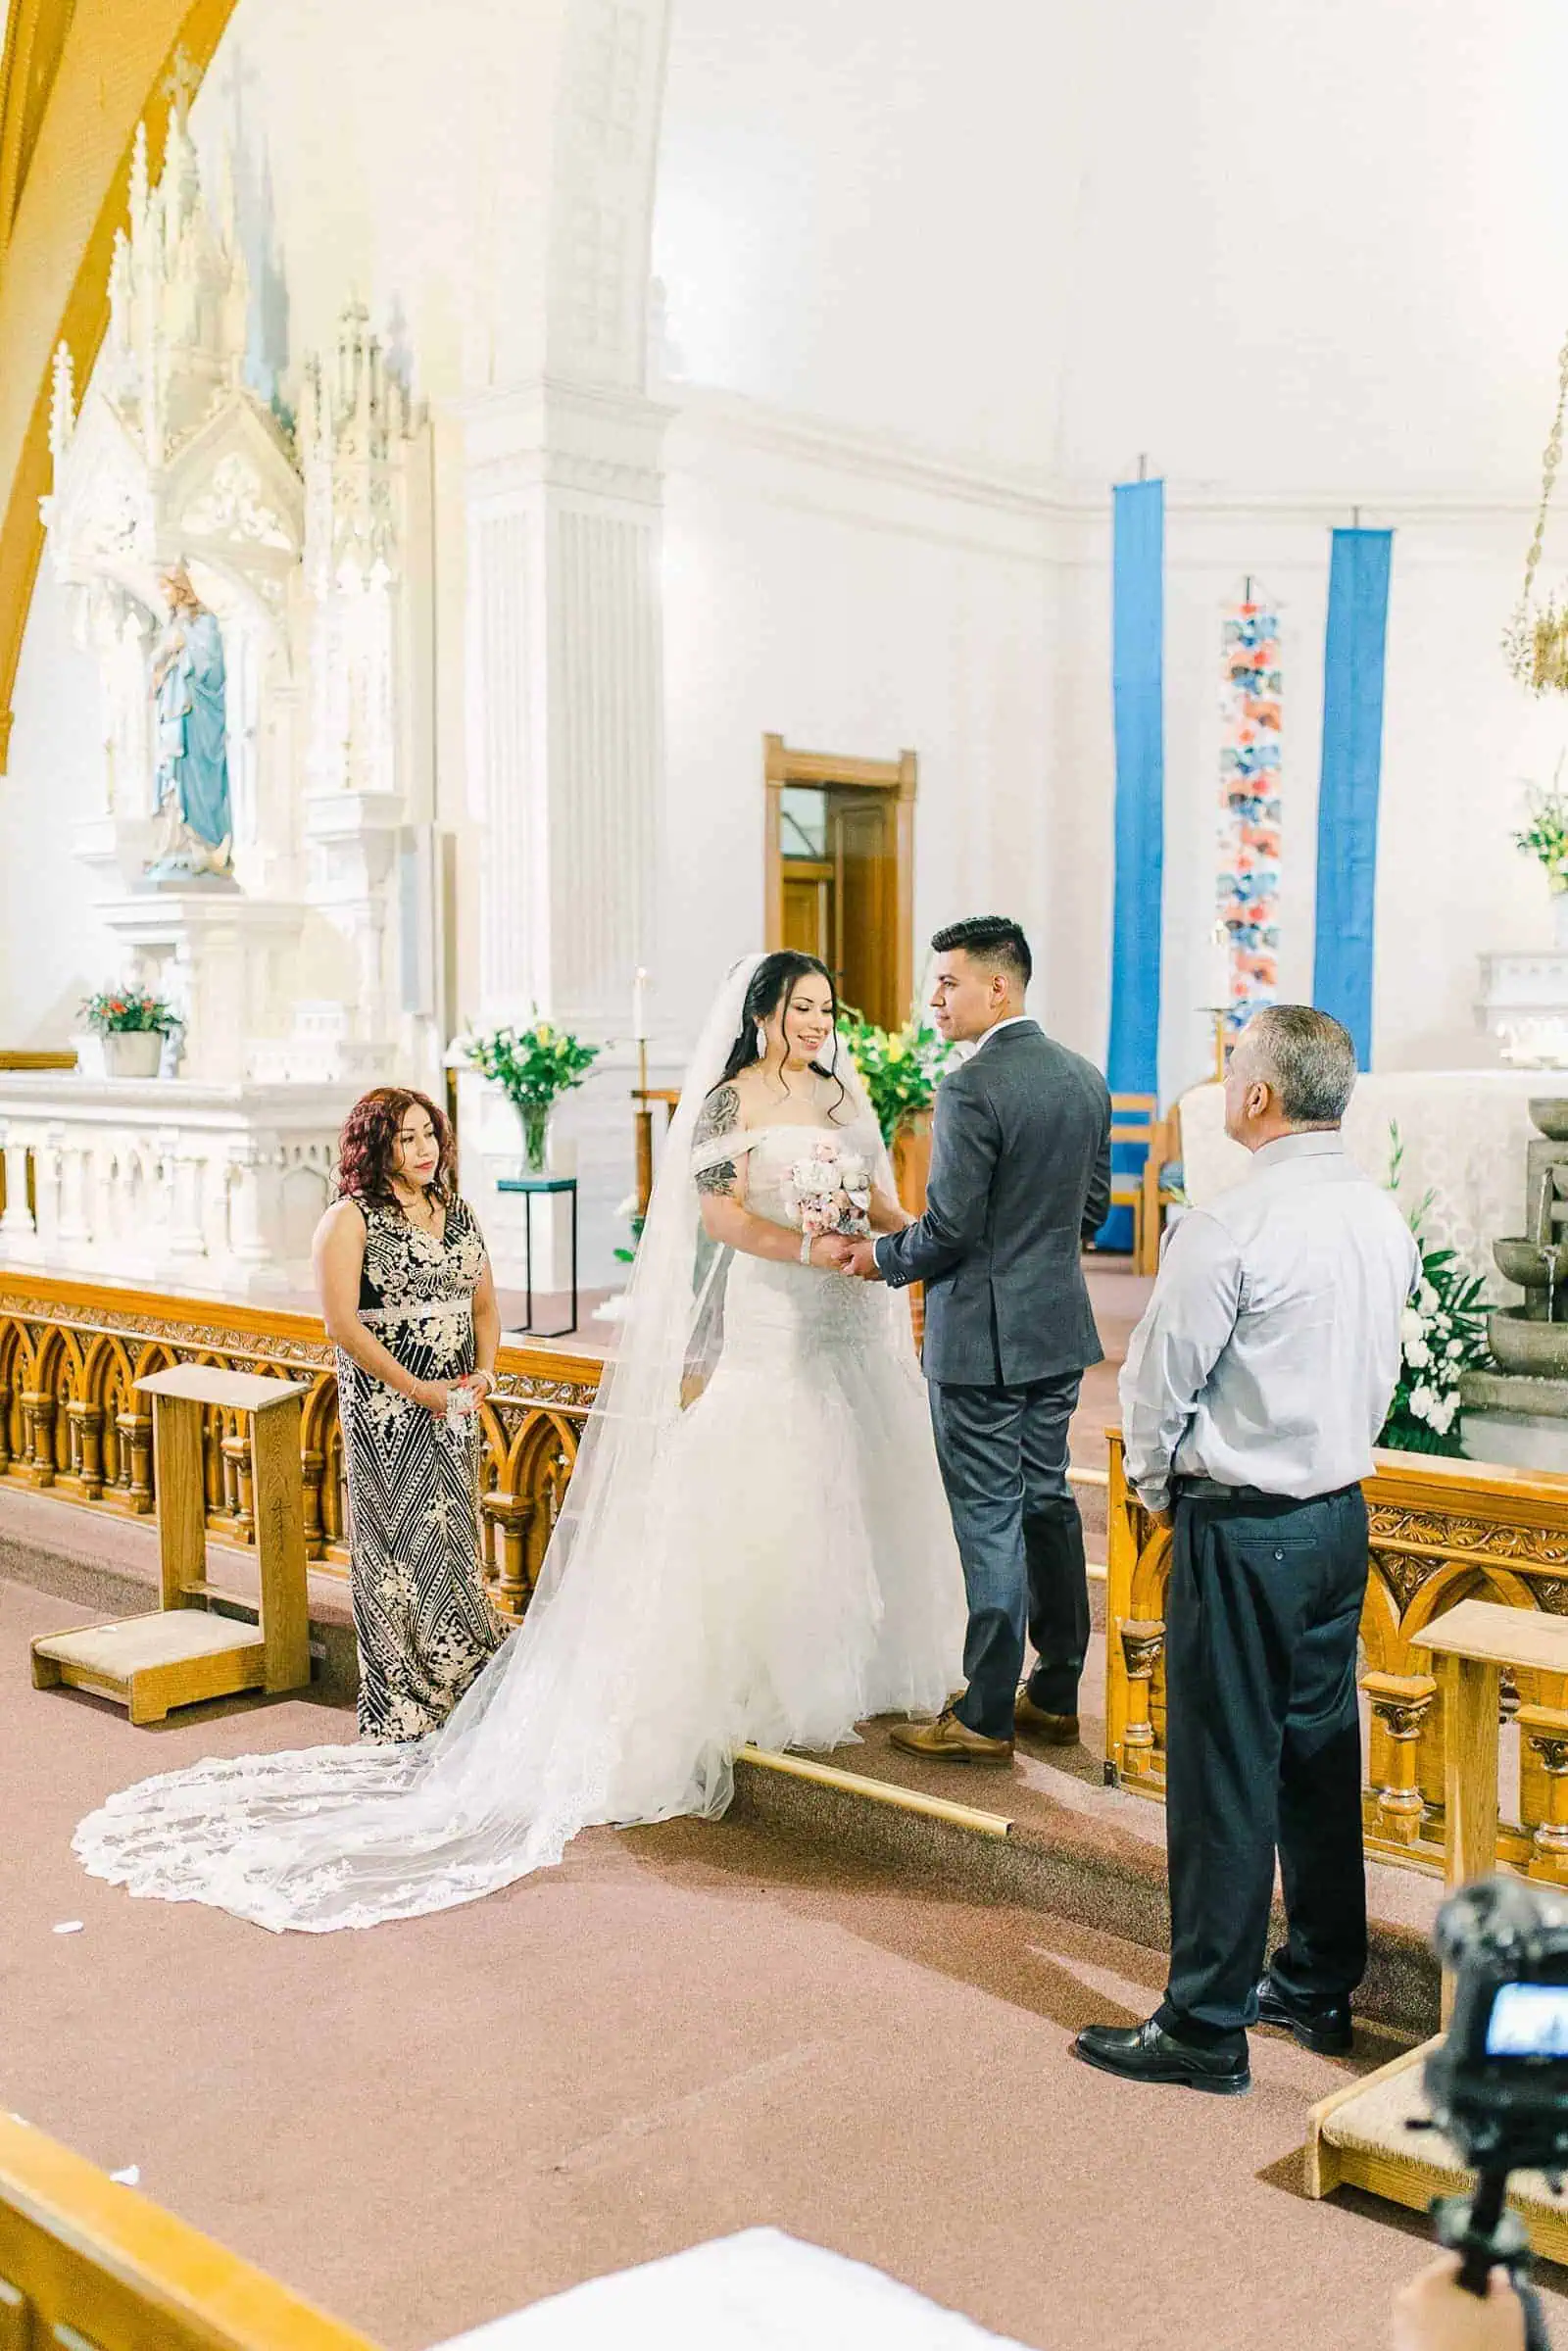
xmin=1073 ymin=2016 xmax=1250 ymax=2095
xmin=1253 ymin=1976 xmax=1352 ymax=2055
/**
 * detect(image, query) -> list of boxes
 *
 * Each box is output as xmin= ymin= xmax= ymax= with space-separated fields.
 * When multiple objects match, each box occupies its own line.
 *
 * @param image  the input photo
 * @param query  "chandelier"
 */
xmin=1505 ymin=328 xmax=1568 ymax=694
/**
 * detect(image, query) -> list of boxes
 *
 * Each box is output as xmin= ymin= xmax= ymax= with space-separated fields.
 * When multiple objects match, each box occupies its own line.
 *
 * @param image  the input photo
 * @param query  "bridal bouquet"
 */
xmin=785 ymin=1138 xmax=872 ymax=1240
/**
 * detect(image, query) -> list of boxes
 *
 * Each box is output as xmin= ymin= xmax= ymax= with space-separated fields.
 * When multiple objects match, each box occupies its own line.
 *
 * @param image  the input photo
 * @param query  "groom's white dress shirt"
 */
xmin=1119 ymin=1130 xmax=1418 ymax=1514
xmin=974 ymin=1013 xmax=1032 ymax=1050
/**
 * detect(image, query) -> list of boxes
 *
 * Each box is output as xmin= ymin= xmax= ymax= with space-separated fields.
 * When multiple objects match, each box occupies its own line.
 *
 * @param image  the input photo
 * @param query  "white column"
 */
xmin=461 ymin=384 xmax=666 ymax=1299
xmin=226 ymin=1141 xmax=272 ymax=1267
xmin=169 ymin=1151 xmax=209 ymax=1261
xmin=464 ymin=381 xmax=667 ymax=1034
xmin=58 ymin=1146 xmax=93 ymax=1245
xmin=0 ymin=1138 xmax=33 ymax=1238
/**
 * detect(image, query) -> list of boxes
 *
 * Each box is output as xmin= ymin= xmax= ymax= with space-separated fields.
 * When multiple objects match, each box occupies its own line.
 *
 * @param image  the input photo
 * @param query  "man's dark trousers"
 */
xmin=1156 ymin=1483 xmax=1370 ymax=2046
xmin=927 ymin=1373 xmax=1089 ymax=1740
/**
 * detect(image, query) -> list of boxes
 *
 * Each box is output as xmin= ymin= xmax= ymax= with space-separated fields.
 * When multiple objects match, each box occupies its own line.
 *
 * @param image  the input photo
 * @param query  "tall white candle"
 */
xmin=1205 ymin=922 xmax=1232 ymax=1011
xmin=632 ymin=967 xmax=649 ymax=1043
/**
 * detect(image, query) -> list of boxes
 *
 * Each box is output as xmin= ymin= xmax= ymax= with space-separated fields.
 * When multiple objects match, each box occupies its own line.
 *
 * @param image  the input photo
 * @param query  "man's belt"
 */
xmin=1174 ymin=1475 xmax=1361 ymax=1506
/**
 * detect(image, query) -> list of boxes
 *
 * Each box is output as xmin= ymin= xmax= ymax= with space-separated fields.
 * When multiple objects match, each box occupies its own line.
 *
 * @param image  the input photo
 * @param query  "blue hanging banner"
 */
xmin=1313 ymin=528 xmax=1393 ymax=1066
xmin=1102 ymin=477 xmax=1165 ymax=1249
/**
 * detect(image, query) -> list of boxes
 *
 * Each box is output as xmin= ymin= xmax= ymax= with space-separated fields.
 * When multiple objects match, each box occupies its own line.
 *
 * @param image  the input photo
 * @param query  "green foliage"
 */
xmin=838 ymin=1007 xmax=958 ymax=1145
xmin=79 ymin=988 xmax=180 ymax=1036
xmin=1378 ymin=1122 xmax=1491 ymax=1456
xmin=459 ymin=1019 xmax=600 ymax=1109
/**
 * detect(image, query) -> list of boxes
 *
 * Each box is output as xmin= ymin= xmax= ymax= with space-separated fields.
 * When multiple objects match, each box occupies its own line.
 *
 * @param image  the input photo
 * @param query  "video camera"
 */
xmin=1419 ymin=1875 xmax=1568 ymax=2349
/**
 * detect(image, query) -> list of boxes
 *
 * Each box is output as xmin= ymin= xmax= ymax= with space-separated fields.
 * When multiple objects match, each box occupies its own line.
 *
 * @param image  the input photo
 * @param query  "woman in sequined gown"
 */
xmin=317 ymin=1088 xmax=510 ymax=1741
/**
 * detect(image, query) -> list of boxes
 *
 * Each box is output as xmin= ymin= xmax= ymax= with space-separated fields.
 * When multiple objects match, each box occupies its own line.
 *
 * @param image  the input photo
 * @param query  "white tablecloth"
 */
xmin=431 ymin=2229 xmax=1031 ymax=2351
xmin=1176 ymin=1069 xmax=1549 ymax=1282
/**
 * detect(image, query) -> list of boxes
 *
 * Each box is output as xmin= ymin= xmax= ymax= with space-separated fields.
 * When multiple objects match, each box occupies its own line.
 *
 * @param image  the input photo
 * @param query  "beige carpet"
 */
xmin=7 ymin=1574 xmax=1559 ymax=2351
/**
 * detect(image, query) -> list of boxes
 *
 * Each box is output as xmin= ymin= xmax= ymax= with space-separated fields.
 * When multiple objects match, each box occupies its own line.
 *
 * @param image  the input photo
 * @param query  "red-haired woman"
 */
xmin=315 ymin=1087 xmax=510 ymax=1741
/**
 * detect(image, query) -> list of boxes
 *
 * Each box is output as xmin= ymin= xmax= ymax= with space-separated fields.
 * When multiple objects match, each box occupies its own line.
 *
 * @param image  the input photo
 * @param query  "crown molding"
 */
xmin=657 ymin=377 xmax=1566 ymax=544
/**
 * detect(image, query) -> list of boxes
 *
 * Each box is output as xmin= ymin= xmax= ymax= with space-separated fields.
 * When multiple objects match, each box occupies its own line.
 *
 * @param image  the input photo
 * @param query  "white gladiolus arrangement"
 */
xmin=1378 ymin=1124 xmax=1490 ymax=1456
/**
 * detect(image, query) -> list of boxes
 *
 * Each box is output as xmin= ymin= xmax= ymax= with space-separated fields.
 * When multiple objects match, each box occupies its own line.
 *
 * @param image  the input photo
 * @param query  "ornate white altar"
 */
xmin=1477 ymin=950 xmax=1568 ymax=1068
xmin=0 ymin=93 xmax=437 ymax=1295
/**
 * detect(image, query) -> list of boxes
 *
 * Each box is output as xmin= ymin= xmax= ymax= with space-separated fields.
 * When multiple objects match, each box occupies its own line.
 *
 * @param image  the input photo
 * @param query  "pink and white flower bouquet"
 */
xmin=784 ymin=1137 xmax=872 ymax=1240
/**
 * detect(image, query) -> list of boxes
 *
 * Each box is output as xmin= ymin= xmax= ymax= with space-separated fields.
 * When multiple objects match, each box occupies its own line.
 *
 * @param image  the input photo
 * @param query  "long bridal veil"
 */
xmin=73 ymin=955 xmax=911 ymax=1933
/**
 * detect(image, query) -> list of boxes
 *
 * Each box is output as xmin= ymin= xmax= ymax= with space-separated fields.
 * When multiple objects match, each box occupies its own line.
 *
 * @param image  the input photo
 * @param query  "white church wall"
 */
xmin=658 ymin=389 xmax=1058 ymax=1041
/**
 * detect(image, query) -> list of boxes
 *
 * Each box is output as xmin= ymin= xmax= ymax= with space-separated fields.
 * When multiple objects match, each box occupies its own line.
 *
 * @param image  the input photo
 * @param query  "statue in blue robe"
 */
xmin=146 ymin=565 xmax=233 ymax=882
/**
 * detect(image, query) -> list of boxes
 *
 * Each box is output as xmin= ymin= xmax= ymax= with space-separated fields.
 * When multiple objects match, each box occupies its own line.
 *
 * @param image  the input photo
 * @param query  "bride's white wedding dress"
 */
xmin=73 ymin=958 xmax=965 ymax=1932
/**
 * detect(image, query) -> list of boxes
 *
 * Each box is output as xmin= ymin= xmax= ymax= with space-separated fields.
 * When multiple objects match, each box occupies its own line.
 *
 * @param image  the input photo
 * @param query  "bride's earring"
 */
xmin=755 ymin=1022 xmax=767 ymax=1057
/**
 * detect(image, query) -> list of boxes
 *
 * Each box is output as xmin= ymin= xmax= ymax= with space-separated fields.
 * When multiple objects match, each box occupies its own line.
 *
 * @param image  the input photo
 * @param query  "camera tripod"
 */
xmin=1435 ymin=2171 xmax=1552 ymax=2350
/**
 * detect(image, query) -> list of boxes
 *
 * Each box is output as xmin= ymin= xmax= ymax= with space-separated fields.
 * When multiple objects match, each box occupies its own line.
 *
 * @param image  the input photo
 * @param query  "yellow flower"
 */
xmin=534 ymin=1022 xmax=551 ymax=1045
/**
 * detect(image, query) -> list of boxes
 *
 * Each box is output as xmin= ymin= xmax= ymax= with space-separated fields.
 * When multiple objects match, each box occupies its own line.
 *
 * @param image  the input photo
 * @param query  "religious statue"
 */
xmin=146 ymin=563 xmax=233 ymax=882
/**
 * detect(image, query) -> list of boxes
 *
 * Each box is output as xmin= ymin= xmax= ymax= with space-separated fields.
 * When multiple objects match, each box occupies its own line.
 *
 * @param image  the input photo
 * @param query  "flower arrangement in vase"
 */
xmin=79 ymin=987 xmax=180 ymax=1079
xmin=1377 ymin=1123 xmax=1490 ymax=1455
xmin=1514 ymin=760 xmax=1568 ymax=950
xmin=838 ymin=1006 xmax=958 ymax=1146
xmin=459 ymin=1019 xmax=601 ymax=1172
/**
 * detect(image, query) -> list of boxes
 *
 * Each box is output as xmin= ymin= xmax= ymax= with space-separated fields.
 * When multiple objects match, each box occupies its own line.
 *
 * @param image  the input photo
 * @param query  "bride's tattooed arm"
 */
xmin=694 ymin=1084 xmax=741 ymax=1196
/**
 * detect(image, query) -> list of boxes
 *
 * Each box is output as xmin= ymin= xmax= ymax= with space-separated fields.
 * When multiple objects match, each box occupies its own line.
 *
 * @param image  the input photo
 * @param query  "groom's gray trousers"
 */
xmin=927 ymin=1374 xmax=1089 ymax=1739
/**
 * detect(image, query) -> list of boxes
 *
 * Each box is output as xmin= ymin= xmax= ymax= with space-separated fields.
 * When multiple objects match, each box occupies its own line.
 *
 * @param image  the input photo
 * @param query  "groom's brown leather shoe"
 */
xmin=1014 ymin=1690 xmax=1081 ymax=1744
xmin=889 ymin=1707 xmax=1013 ymax=1764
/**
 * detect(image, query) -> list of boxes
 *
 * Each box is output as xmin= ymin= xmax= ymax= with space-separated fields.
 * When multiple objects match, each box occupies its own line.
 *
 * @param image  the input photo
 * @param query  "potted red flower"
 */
xmin=80 ymin=987 xmax=179 ymax=1080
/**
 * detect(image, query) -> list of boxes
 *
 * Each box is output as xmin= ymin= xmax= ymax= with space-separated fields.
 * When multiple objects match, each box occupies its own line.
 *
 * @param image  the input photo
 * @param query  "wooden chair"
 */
xmin=0 ymin=2107 xmax=381 ymax=2349
xmin=1103 ymin=1094 xmax=1157 ymax=1270
xmin=1138 ymin=1104 xmax=1184 ymax=1276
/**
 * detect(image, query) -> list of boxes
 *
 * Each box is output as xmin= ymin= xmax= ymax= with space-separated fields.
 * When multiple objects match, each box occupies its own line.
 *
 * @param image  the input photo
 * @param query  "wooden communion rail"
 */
xmin=0 ymin=1272 xmax=602 ymax=1621
xmin=0 ymin=2106 xmax=381 ymax=2350
xmin=1103 ymin=1430 xmax=1568 ymax=1883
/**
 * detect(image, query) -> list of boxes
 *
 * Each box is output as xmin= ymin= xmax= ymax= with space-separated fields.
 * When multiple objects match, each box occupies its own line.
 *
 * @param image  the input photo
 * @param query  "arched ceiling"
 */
xmin=653 ymin=0 xmax=1568 ymax=496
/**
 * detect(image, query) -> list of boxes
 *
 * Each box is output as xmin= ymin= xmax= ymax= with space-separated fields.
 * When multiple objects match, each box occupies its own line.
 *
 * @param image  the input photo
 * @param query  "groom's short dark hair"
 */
xmin=931 ymin=916 xmax=1032 ymax=988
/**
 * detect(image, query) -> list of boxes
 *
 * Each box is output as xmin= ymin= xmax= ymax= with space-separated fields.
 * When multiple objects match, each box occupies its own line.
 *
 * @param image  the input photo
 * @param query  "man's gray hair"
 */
xmin=1242 ymin=1004 xmax=1357 ymax=1126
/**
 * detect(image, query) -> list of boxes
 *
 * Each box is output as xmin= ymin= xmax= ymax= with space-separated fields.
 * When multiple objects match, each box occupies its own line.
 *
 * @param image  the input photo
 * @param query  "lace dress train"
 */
xmin=72 ymin=1076 xmax=965 ymax=1932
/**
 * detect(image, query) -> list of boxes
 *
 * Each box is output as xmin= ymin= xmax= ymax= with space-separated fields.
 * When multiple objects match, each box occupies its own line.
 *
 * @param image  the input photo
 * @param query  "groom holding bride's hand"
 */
xmin=846 ymin=916 xmax=1112 ymax=1762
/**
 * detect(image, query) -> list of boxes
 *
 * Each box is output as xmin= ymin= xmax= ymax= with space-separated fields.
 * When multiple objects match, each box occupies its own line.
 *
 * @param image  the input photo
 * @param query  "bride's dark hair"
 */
xmin=720 ymin=952 xmax=851 ymax=1122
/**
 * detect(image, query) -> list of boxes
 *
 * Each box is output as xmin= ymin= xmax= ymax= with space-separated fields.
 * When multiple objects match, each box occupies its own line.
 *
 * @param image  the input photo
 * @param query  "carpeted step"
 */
xmin=731 ymin=1742 xmax=1439 ymax=2042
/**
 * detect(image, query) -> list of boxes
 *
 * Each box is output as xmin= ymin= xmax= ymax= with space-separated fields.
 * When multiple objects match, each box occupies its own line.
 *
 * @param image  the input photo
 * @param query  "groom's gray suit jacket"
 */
xmin=875 ymin=1020 xmax=1112 ymax=1388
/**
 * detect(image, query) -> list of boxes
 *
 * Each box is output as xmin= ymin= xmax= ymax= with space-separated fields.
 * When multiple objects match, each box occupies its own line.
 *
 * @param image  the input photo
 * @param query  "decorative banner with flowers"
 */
xmin=1215 ymin=592 xmax=1282 ymax=1032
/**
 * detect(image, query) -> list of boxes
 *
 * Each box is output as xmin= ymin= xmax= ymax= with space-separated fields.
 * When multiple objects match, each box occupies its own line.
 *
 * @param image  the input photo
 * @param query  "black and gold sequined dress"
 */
xmin=338 ymin=1196 xmax=510 ymax=1741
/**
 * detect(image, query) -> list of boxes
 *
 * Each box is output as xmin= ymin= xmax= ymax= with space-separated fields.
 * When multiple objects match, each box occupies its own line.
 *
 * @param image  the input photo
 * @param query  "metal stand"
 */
xmin=496 ymin=1174 xmax=579 ymax=1338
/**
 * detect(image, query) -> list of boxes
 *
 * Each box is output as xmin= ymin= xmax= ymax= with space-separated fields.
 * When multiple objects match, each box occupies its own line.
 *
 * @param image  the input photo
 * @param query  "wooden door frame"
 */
xmin=762 ymin=733 xmax=917 ymax=1021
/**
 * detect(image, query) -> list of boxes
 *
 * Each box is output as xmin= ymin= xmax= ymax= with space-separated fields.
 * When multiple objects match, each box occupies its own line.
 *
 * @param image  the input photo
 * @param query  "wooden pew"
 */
xmin=0 ymin=2108 xmax=382 ymax=2349
xmin=1304 ymin=1600 xmax=1568 ymax=2254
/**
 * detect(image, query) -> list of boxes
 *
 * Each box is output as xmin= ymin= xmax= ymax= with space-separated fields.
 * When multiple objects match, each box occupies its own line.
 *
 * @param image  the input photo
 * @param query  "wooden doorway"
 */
xmin=763 ymin=734 xmax=916 ymax=1031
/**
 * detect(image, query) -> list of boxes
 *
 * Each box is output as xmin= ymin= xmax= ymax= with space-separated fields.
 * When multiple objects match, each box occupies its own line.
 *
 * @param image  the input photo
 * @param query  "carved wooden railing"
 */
xmin=1104 ymin=1431 xmax=1568 ymax=1882
xmin=0 ymin=1273 xmax=602 ymax=1619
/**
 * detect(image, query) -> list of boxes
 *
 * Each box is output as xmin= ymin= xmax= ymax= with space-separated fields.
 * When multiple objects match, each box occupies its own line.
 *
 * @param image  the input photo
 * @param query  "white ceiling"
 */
xmin=653 ymin=0 xmax=1568 ymax=496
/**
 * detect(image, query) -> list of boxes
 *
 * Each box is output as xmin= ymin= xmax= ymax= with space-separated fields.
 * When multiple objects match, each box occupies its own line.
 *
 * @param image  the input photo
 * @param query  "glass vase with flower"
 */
xmin=459 ymin=1019 xmax=602 ymax=1173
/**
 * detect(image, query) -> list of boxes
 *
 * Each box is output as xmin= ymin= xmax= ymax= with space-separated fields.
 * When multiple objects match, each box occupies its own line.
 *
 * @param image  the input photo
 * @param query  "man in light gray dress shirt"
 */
xmin=1076 ymin=1004 xmax=1418 ymax=2096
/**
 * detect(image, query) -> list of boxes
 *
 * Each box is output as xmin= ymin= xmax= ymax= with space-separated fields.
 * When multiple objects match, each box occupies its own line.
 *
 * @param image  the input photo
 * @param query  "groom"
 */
xmin=847 ymin=916 xmax=1112 ymax=1761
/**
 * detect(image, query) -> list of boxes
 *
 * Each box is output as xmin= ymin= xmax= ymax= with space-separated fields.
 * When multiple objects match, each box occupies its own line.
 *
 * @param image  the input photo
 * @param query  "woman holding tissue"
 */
xmin=316 ymin=1088 xmax=510 ymax=1742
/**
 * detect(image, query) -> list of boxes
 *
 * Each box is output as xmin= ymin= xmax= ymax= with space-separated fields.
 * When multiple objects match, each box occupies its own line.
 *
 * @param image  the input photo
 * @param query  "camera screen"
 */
xmin=1486 ymin=1983 xmax=1568 ymax=2058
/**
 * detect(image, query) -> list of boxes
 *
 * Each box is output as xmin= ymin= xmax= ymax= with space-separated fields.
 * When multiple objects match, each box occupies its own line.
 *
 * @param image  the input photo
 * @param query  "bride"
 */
xmin=73 ymin=952 xmax=966 ymax=1932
